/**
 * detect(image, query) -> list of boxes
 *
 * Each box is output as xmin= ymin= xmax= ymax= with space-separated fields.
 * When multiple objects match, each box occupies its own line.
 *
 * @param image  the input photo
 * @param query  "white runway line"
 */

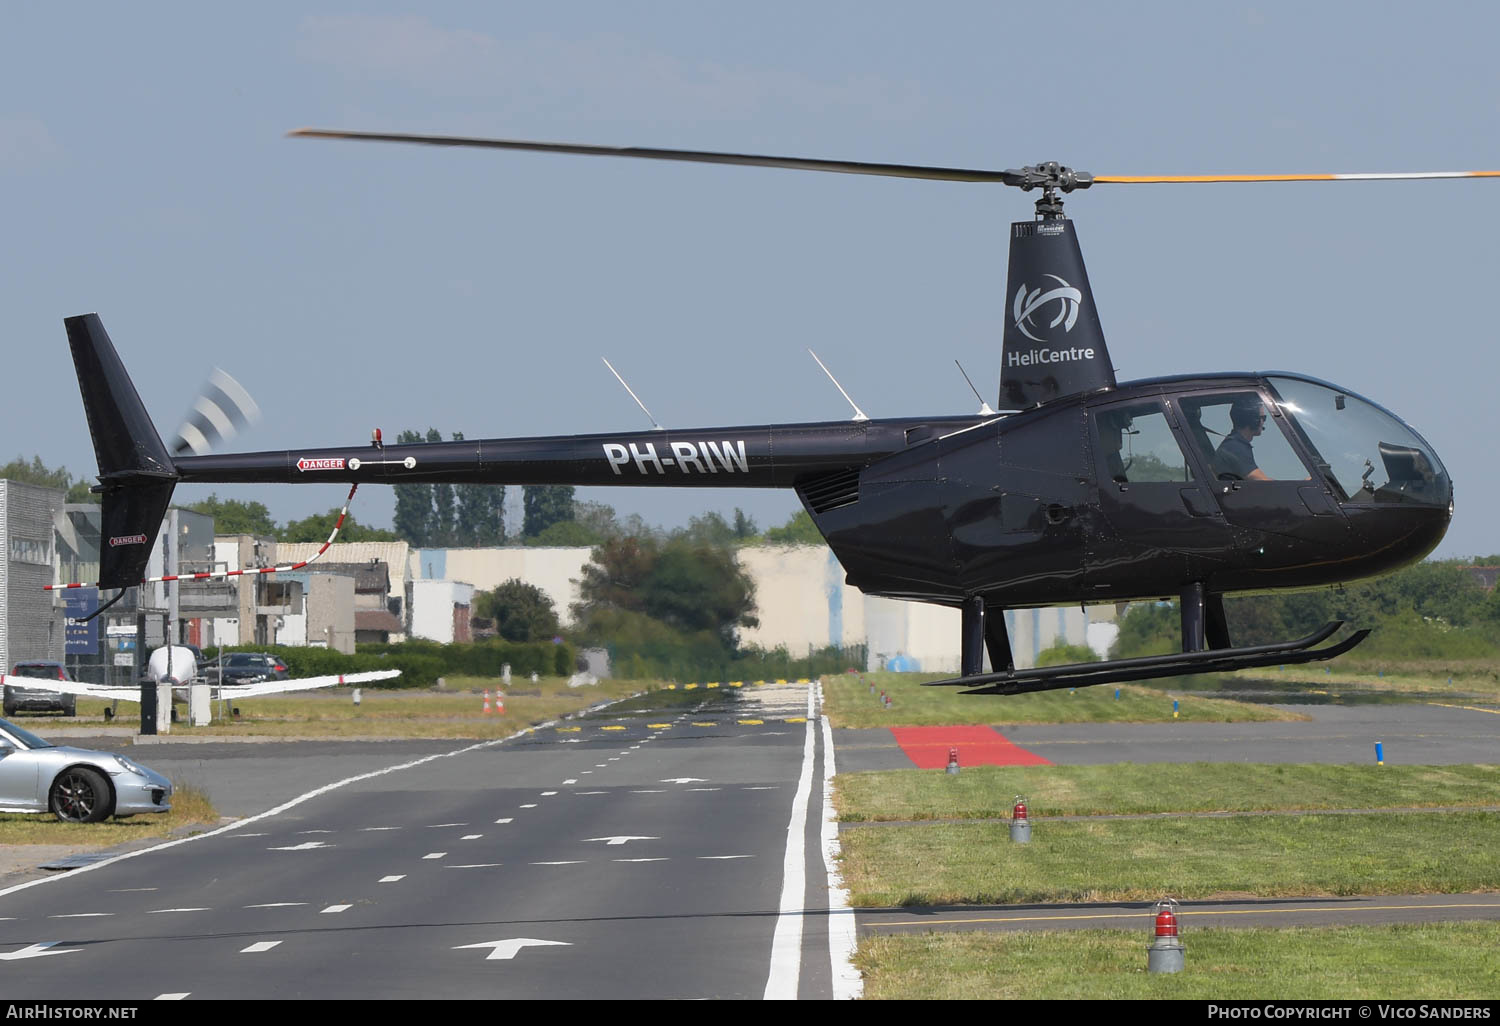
xmin=379 ymin=876 xmax=405 ymax=883
xmin=241 ymin=942 xmax=281 ymax=953
xmin=320 ymin=904 xmax=351 ymax=914
xmin=764 ymin=683 xmax=815 ymax=1000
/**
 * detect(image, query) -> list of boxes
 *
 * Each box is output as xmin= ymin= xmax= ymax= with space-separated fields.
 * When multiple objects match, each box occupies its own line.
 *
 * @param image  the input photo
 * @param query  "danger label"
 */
xmin=108 ymin=534 xmax=148 ymax=547
xmin=297 ymin=457 xmax=346 ymax=472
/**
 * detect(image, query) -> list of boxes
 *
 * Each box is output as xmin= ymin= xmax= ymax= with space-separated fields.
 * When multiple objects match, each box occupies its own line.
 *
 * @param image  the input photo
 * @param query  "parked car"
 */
xmin=0 ymin=717 xmax=172 ymax=822
xmin=3 ymin=661 xmax=77 ymax=718
xmin=219 ymin=652 xmax=290 ymax=686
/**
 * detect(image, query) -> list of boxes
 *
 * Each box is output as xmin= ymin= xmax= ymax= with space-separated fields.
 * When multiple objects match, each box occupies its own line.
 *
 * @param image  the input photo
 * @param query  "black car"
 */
xmin=3 ymin=661 xmax=77 ymax=717
xmin=219 ymin=652 xmax=290 ymax=686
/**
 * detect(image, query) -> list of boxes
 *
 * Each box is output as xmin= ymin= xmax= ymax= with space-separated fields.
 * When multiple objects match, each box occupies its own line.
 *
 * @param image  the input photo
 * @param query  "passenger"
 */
xmin=1212 ymin=398 xmax=1272 ymax=481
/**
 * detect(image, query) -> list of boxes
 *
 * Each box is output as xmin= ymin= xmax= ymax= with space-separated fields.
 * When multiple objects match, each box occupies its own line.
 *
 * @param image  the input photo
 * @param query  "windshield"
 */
xmin=225 ymin=654 xmax=262 ymax=666
xmin=0 ymin=718 xmax=55 ymax=750
xmin=1267 ymin=377 xmax=1449 ymax=506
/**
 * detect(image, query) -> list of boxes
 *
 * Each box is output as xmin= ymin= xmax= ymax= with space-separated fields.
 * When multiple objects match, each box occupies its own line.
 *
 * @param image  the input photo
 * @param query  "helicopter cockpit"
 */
xmin=1263 ymin=376 xmax=1448 ymax=508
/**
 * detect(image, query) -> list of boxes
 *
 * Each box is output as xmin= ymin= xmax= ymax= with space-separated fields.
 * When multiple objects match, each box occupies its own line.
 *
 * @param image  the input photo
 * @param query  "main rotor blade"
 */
xmin=1094 ymin=170 xmax=1500 ymax=183
xmin=289 ymin=128 xmax=1026 ymax=185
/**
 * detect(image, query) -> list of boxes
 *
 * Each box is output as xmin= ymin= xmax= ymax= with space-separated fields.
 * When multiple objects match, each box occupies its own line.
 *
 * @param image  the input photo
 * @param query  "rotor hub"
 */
xmin=1007 ymin=162 xmax=1095 ymax=219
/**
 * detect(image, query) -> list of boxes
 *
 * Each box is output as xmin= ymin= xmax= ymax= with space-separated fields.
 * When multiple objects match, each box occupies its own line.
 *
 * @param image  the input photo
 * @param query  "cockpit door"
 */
xmin=1084 ymin=397 xmax=1233 ymax=598
xmin=1176 ymin=389 xmax=1350 ymax=564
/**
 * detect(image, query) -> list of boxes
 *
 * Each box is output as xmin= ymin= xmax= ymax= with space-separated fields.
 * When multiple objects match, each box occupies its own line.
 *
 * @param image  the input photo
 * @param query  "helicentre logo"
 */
xmin=1013 ymin=274 xmax=1082 ymax=342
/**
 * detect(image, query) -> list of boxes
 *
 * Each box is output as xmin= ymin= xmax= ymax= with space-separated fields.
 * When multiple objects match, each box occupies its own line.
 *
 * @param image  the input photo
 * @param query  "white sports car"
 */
xmin=0 ymin=718 xmax=172 ymax=823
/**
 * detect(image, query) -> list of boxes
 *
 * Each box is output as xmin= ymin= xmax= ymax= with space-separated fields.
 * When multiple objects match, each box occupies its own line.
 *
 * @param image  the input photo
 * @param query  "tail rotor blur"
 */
xmin=170 ymin=367 xmax=260 ymax=457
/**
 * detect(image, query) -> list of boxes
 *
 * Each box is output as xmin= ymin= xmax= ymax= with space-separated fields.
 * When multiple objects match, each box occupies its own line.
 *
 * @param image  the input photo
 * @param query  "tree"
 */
xmin=1 ymin=455 xmax=97 ymax=503
xmin=526 ymin=520 xmax=605 ymax=547
xmin=427 ymin=428 xmax=455 ymax=546
xmin=574 ymin=535 xmax=658 ymax=620
xmin=452 ymin=433 xmax=506 ymax=546
xmin=641 ymin=538 xmax=758 ymax=646
xmin=281 ymin=509 xmax=400 ymax=543
xmin=476 ymin=578 xmax=560 ymax=642
xmin=572 ymin=534 xmax=758 ymax=649
xmin=762 ymin=510 xmax=824 ymax=545
xmin=392 ymin=429 xmax=433 ymax=546
xmin=523 ymin=485 xmax=575 ymax=540
xmin=187 ymin=494 xmax=278 ymax=536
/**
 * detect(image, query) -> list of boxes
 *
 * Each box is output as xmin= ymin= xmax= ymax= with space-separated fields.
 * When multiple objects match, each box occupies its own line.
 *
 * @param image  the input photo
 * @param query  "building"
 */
xmin=0 ymin=480 xmax=66 ymax=671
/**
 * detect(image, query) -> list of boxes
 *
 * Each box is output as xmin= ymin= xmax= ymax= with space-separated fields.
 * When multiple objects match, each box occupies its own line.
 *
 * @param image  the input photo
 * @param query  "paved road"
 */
xmin=0 ymin=684 xmax=857 ymax=1001
xmin=834 ymin=700 xmax=1500 ymax=772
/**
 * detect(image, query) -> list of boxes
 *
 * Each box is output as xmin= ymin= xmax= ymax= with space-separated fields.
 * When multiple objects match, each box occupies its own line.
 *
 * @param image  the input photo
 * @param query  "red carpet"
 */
xmin=888 ymin=725 xmax=1052 ymax=768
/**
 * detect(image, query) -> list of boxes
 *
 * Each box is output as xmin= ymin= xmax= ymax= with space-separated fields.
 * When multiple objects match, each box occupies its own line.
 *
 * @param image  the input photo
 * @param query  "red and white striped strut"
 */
xmin=45 ymin=484 xmax=360 ymax=591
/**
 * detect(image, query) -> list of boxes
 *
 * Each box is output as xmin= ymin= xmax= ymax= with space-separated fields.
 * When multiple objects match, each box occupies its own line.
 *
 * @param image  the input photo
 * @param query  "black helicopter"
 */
xmin=65 ymin=132 xmax=1462 ymax=694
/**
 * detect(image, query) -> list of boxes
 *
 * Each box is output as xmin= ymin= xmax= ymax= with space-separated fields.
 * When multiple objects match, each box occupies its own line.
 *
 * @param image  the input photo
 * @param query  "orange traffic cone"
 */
xmin=482 ymin=690 xmax=492 ymax=715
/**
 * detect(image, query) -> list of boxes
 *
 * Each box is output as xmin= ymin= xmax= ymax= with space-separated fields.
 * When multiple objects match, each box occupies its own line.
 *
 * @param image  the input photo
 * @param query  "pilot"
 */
xmin=1212 ymin=398 xmax=1271 ymax=481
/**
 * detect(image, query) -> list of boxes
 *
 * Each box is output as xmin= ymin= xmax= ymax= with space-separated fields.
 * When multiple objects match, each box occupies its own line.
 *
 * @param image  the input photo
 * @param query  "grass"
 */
xmin=838 ymin=812 xmax=1500 ymax=906
xmin=11 ymin=677 xmax=656 ymax=738
xmin=855 ymin=924 xmax=1500 ymax=999
xmin=0 ymin=784 xmax=218 ymax=847
xmin=823 ymin=672 xmax=1305 ymax=728
xmin=835 ymin=763 xmax=1500 ymax=821
xmin=1226 ymin=663 xmax=1500 ymax=701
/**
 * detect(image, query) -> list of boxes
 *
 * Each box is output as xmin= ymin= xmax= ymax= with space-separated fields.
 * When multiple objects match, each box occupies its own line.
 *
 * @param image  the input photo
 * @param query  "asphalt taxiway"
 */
xmin=0 ymin=684 xmax=856 ymax=1000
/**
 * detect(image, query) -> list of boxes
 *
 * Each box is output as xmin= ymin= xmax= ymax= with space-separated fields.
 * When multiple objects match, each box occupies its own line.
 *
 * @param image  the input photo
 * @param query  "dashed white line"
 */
xmin=428 ymin=822 xmax=467 ymax=828
xmin=155 ymin=993 xmax=190 ymax=1001
xmin=577 ymin=791 xmax=608 ymax=795
xmin=613 ymin=858 xmax=669 ymax=863
xmin=495 ymin=818 xmax=513 ymax=824
xmin=445 ymin=863 xmax=503 ymax=869
xmin=147 ymin=908 xmax=210 ymax=914
xmin=520 ymin=803 xmax=538 ymax=808
xmin=361 ymin=827 xmax=401 ymax=832
xmin=531 ymin=861 xmax=585 ymax=866
xmin=699 ymin=855 xmax=754 ymax=860
xmin=423 ymin=852 xmax=447 ymax=860
xmin=540 ymin=791 xmax=558 ymax=796
xmin=241 ymin=942 xmax=281 ymax=954
xmin=245 ymin=903 xmax=306 ymax=909
xmin=50 ymin=913 xmax=112 ymax=918
xmin=379 ymin=876 xmax=405 ymax=883
xmin=461 ymin=834 xmax=483 ymax=840
xmin=630 ymin=789 xmax=666 ymax=794
xmin=321 ymin=904 xmax=352 ymax=914
xmin=562 ymin=779 xmax=578 ymax=785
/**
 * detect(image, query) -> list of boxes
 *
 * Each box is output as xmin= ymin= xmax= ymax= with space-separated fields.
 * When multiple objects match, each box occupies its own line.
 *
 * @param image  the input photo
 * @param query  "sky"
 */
xmin=3 ymin=2 xmax=1498 ymax=558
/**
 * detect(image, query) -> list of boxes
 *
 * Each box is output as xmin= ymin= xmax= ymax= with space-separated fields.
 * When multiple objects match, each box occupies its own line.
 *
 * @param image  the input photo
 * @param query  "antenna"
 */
xmin=601 ymin=358 xmax=664 ymax=430
xmin=808 ymin=349 xmax=869 ymax=422
xmin=955 ymin=360 xmax=997 ymax=416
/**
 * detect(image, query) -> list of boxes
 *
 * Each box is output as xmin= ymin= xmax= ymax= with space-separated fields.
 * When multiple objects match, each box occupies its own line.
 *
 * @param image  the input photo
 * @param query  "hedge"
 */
xmin=204 ymin=638 xmax=575 ymax=688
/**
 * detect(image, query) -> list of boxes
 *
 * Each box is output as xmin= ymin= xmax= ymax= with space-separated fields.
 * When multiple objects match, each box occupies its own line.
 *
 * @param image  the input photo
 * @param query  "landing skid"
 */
xmin=922 ymin=621 xmax=1370 ymax=696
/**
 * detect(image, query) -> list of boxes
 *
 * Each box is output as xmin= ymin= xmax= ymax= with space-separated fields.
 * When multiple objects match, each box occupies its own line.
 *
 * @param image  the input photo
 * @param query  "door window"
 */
xmin=1180 ymin=392 xmax=1309 ymax=482
xmin=1094 ymin=402 xmax=1194 ymax=484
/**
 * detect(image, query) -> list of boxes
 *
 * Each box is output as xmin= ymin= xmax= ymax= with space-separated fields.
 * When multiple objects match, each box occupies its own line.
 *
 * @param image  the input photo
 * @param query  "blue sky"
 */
xmin=4 ymin=3 xmax=1497 ymax=557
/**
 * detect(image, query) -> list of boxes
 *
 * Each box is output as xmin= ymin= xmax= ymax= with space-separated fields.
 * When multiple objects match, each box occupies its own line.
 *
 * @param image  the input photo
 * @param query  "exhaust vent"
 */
xmin=797 ymin=467 xmax=861 ymax=514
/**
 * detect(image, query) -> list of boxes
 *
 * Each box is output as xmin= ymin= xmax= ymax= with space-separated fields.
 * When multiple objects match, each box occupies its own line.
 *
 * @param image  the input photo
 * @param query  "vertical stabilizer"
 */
xmin=65 ymin=314 xmax=178 ymax=589
xmin=999 ymin=219 xmax=1115 ymax=408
